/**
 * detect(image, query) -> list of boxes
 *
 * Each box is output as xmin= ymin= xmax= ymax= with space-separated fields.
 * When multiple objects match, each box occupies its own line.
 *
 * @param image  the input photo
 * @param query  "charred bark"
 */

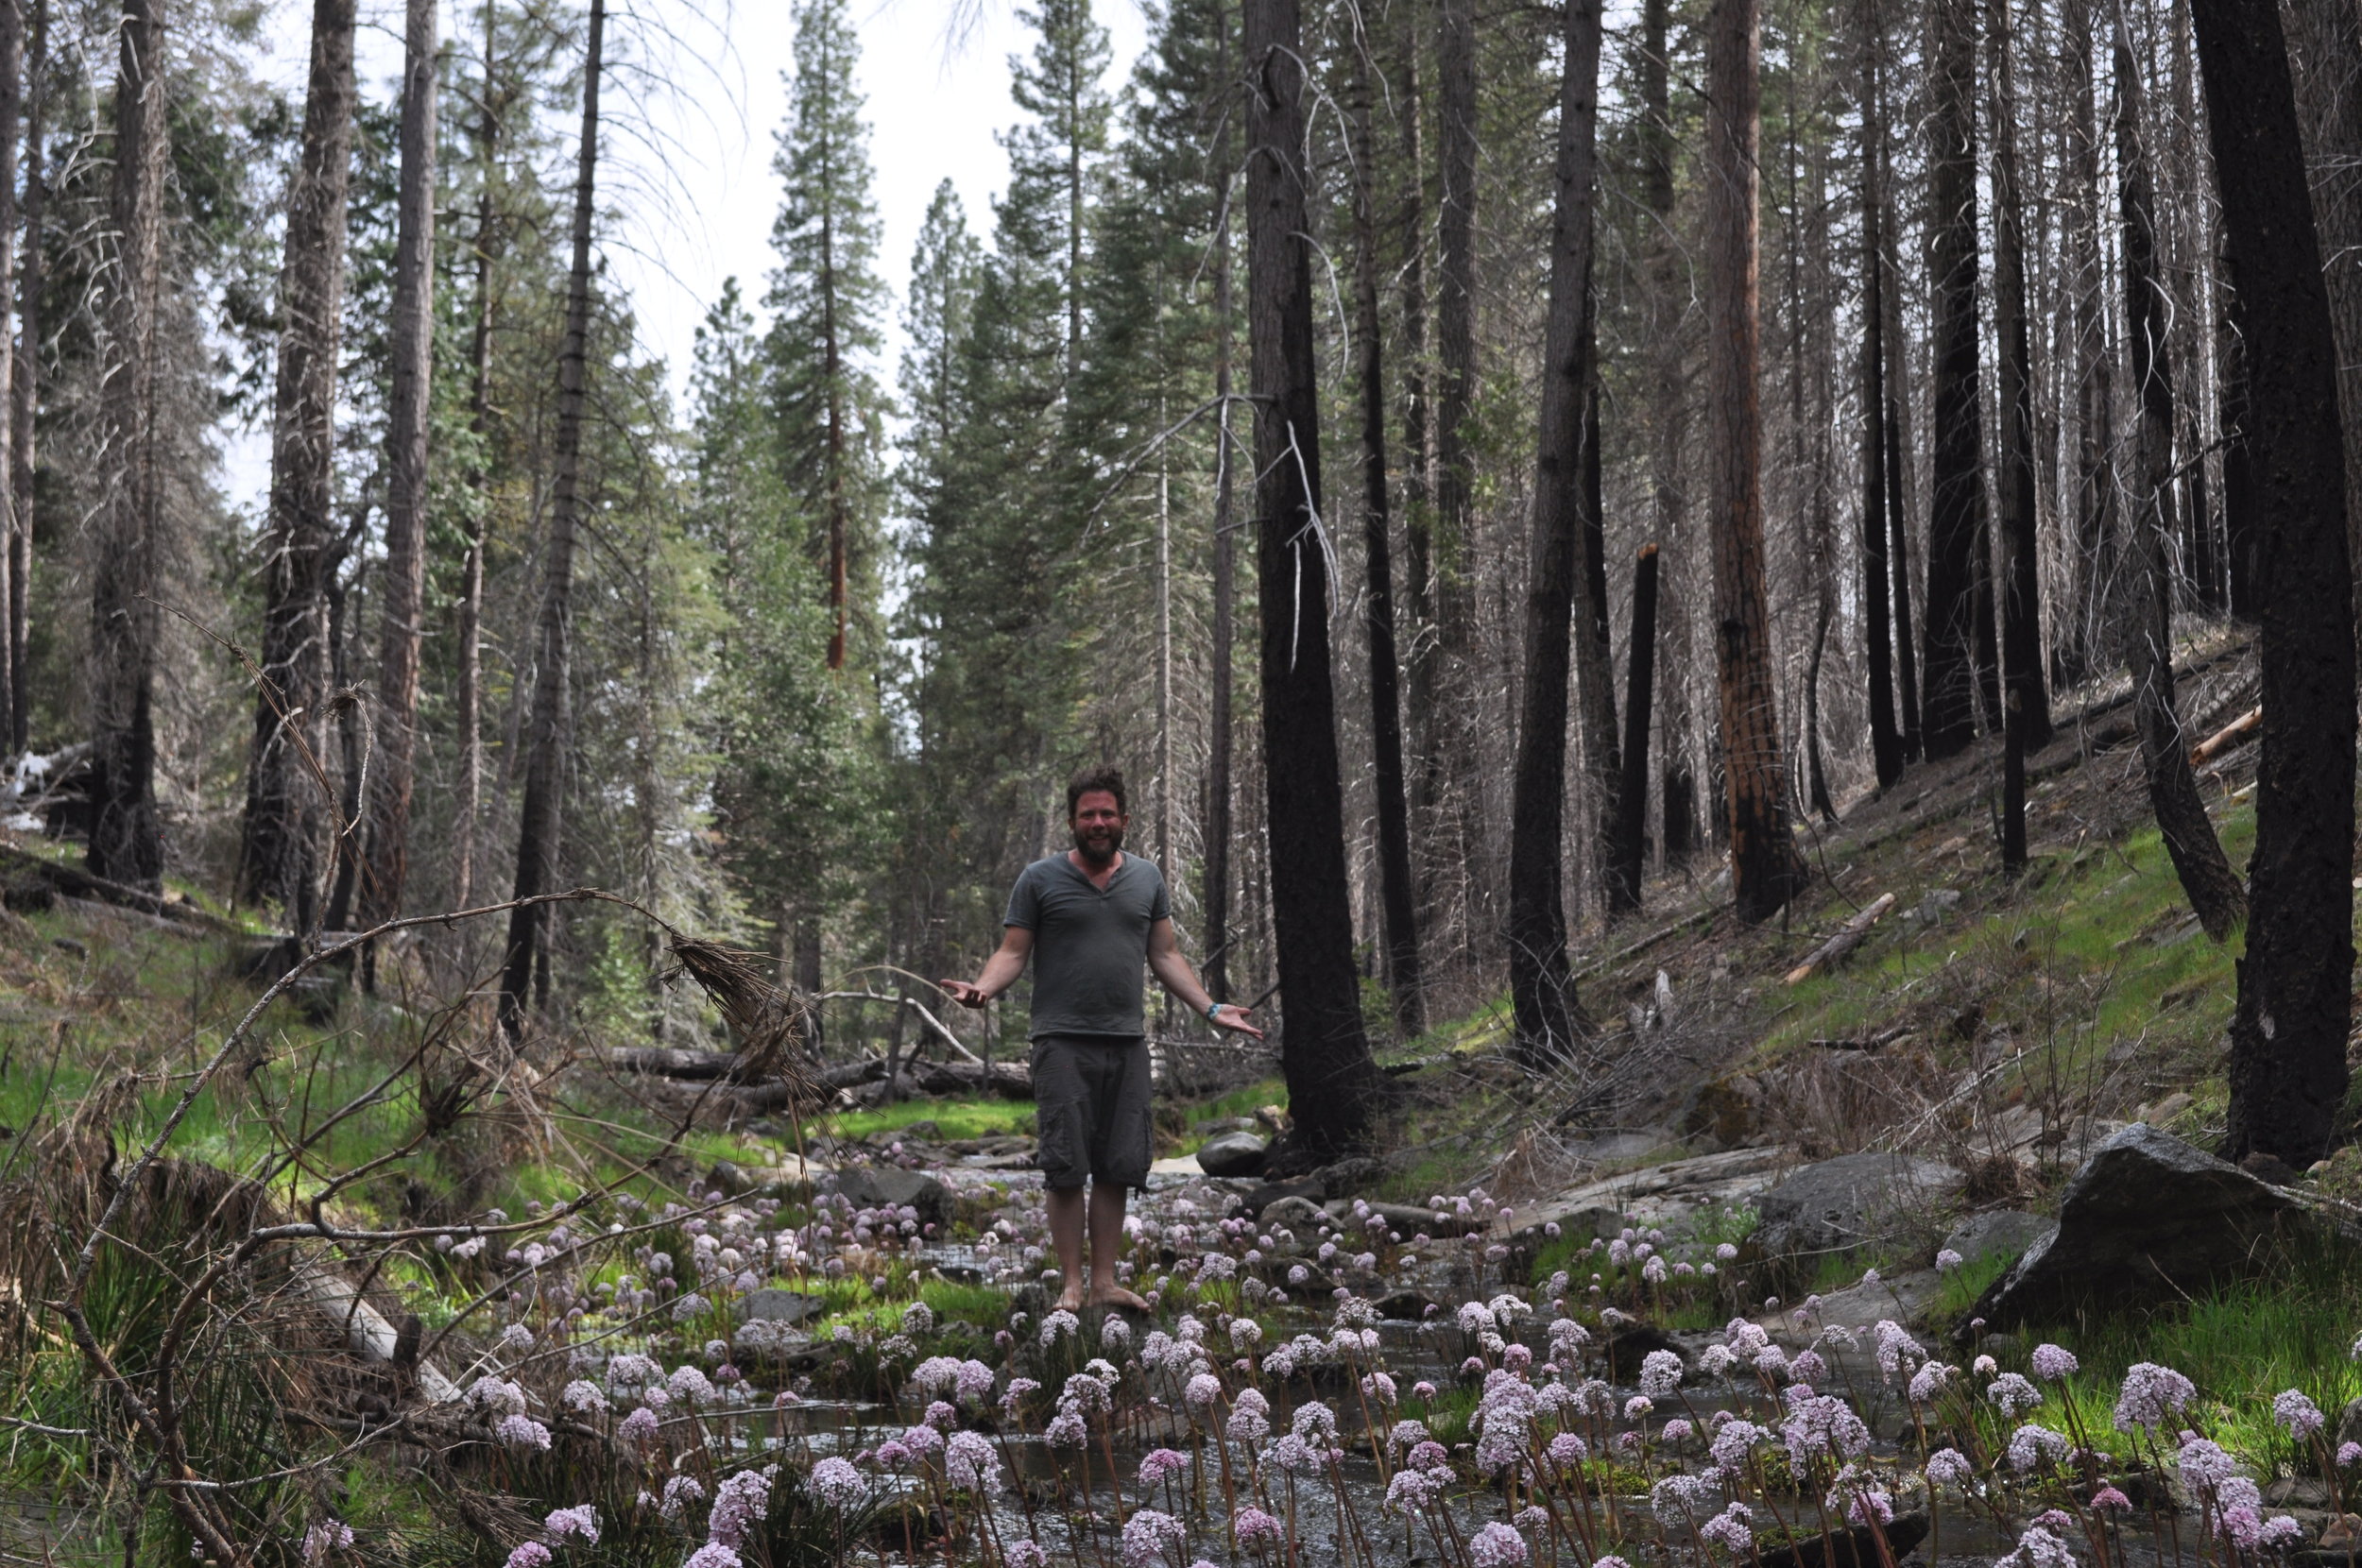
xmin=1920 ymin=0 xmax=1988 ymax=761
xmin=2196 ymin=0 xmax=2356 ymax=1165
xmin=1640 ymin=0 xmax=1697 ymax=867
xmin=1244 ymin=0 xmax=1381 ymax=1156
xmin=1507 ymin=0 xmax=1603 ymax=1065
xmin=4 ymin=0 xmax=30 ymax=758
xmin=85 ymin=0 xmax=168 ymax=891
xmin=1704 ymin=0 xmax=1800 ymax=921
xmin=2281 ymin=0 xmax=2362 ymax=676
xmin=500 ymin=0 xmax=604 ymax=1034
xmin=1606 ymin=543 xmax=1660 ymax=913
xmin=1203 ymin=0 xmax=1235 ymax=1005
xmin=1858 ymin=0 xmax=1900 ymax=788
xmin=359 ymin=0 xmax=436 ymax=934
xmin=1346 ymin=26 xmax=1422 ymax=1034
xmin=240 ymin=0 xmax=357 ymax=926
xmin=2117 ymin=26 xmax=2249 ymax=943
xmin=1989 ymin=0 xmax=2048 ymax=764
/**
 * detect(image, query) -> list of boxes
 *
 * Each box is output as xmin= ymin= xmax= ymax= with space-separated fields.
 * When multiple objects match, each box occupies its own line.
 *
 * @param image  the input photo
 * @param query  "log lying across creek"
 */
xmin=602 ymin=1048 xmax=1032 ymax=1099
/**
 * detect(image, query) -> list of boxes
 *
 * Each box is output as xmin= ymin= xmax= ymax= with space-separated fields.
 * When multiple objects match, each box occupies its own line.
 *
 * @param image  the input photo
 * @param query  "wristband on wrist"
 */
xmin=1205 ymin=1000 xmax=1223 ymax=1022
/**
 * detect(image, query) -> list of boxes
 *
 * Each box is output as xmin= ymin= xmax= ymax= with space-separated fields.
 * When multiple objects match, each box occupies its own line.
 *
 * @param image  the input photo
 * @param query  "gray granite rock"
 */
xmin=830 ymin=1166 xmax=951 ymax=1225
xmin=1942 ymin=1209 xmax=2053 ymax=1266
xmin=1754 ymin=1152 xmax=1956 ymax=1260
xmin=1196 ymin=1131 xmax=1270 ymax=1178
xmin=735 ymin=1287 xmax=825 ymax=1326
xmin=732 ymin=1318 xmax=814 ymax=1364
xmin=1964 ymin=1124 xmax=2339 ymax=1335
xmin=1258 ymin=1195 xmax=1326 ymax=1235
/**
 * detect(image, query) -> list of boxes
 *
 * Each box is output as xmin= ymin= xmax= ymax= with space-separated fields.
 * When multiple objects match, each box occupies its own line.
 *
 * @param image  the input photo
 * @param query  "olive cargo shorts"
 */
xmin=1030 ymin=1034 xmax=1154 ymax=1190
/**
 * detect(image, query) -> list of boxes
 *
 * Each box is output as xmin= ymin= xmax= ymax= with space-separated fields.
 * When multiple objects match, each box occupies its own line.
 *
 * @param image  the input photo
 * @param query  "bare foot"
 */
xmin=1053 ymin=1286 xmax=1087 ymax=1313
xmin=1088 ymin=1284 xmax=1150 ymax=1312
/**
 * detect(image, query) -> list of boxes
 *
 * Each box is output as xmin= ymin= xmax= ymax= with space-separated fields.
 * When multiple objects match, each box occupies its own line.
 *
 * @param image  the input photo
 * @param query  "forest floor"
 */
xmin=2 ymin=617 xmax=2359 ymax=1564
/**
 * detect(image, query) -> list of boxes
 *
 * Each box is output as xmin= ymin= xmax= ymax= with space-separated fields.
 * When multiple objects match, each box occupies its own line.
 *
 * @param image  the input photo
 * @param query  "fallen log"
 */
xmin=604 ymin=1046 xmax=759 ymax=1082
xmin=1783 ymin=892 xmax=1897 ymax=985
xmin=2188 ymin=705 xmax=2262 ymax=768
xmin=0 ymin=844 xmax=236 ymax=933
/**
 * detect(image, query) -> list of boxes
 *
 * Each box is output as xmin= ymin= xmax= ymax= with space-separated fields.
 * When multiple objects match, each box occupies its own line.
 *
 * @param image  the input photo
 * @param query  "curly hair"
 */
xmin=1065 ymin=764 xmax=1128 ymax=819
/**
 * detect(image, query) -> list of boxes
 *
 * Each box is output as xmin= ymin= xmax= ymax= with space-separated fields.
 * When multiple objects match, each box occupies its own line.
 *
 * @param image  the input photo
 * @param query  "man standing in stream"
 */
xmin=944 ymin=765 xmax=1262 ymax=1311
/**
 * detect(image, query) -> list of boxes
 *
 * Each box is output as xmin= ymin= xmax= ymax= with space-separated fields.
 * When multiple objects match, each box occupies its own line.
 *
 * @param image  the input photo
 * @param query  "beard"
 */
xmin=1072 ymin=824 xmax=1124 ymax=865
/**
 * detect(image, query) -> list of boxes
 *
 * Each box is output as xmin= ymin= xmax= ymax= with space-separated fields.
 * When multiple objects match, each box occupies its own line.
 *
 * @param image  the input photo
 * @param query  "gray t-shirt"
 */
xmin=1003 ymin=852 xmax=1171 ymax=1039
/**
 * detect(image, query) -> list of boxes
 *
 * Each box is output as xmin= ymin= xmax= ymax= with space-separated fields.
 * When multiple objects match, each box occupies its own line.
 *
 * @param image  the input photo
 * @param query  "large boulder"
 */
xmin=735 ymin=1287 xmax=825 ymax=1327
xmin=1196 ymin=1131 xmax=1270 ymax=1178
xmin=1963 ymin=1123 xmax=2351 ymax=1334
xmin=732 ymin=1318 xmax=815 ymax=1366
xmin=830 ymin=1166 xmax=951 ymax=1226
xmin=1754 ymin=1152 xmax=1956 ymax=1261
xmin=1942 ymin=1210 xmax=2052 ymax=1267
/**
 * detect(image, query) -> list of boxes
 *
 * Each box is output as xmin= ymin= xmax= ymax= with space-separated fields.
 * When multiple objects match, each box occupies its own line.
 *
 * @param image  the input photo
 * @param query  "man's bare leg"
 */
xmin=1087 ymin=1181 xmax=1147 ymax=1310
xmin=1048 ymin=1185 xmax=1088 ymax=1311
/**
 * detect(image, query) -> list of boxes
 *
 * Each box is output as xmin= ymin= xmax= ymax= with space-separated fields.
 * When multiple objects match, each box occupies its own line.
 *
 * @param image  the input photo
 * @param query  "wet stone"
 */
xmin=830 ymin=1166 xmax=952 ymax=1225
xmin=736 ymin=1287 xmax=826 ymax=1325
xmin=1196 ymin=1131 xmax=1270 ymax=1178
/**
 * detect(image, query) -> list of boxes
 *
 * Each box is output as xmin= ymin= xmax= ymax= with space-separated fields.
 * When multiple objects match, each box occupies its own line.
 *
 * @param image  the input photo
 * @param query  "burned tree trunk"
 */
xmin=3 ymin=0 xmax=27 ymax=758
xmin=1703 ymin=0 xmax=1799 ymax=921
xmin=2195 ymin=0 xmax=2355 ymax=1165
xmin=1639 ymin=0 xmax=1697 ymax=865
xmin=1858 ymin=0 xmax=1900 ymax=789
xmin=2281 ymin=0 xmax=2362 ymax=677
xmin=1991 ymin=0 xmax=2045 ymax=873
xmin=85 ymin=0 xmax=168 ymax=891
xmin=1244 ymin=0 xmax=1381 ymax=1156
xmin=1606 ymin=543 xmax=1660 ymax=913
xmin=240 ymin=0 xmax=357 ymax=927
xmin=501 ymin=0 xmax=605 ymax=1033
xmin=1346 ymin=26 xmax=1422 ymax=1034
xmin=2061 ymin=0 xmax=2116 ymax=684
xmin=1202 ymin=2 xmax=1235 ymax=1005
xmin=2116 ymin=25 xmax=2248 ymax=943
xmin=1919 ymin=0 xmax=1988 ymax=761
xmin=1507 ymin=0 xmax=1604 ymax=1065
xmin=359 ymin=0 xmax=436 ymax=933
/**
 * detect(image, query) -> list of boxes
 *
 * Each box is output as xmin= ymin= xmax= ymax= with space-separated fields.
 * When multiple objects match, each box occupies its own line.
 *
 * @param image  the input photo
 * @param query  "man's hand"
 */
xmin=948 ymin=928 xmax=1033 ymax=1012
xmin=1207 ymin=1003 xmax=1265 ymax=1040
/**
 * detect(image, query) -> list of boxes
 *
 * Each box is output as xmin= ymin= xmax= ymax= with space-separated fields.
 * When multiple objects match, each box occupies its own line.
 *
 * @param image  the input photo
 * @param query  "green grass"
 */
xmin=802 ymin=1096 xmax=1036 ymax=1143
xmin=1988 ymin=1241 xmax=2362 ymax=1478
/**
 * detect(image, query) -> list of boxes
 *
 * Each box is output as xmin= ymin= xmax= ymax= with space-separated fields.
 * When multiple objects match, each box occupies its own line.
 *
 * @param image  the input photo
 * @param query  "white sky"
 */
xmin=229 ymin=0 xmax=1152 ymax=510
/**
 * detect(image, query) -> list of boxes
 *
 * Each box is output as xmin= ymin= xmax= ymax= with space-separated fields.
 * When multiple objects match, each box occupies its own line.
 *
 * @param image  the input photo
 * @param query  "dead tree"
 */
xmin=2195 ymin=0 xmax=2356 ymax=1165
xmin=1857 ymin=0 xmax=1901 ymax=789
xmin=359 ymin=0 xmax=437 ymax=933
xmin=1507 ymin=0 xmax=1604 ymax=1064
xmin=1703 ymin=0 xmax=1800 ymax=920
xmin=2115 ymin=21 xmax=2248 ymax=942
xmin=2281 ymin=0 xmax=2362 ymax=673
xmin=240 ymin=0 xmax=357 ymax=927
xmin=1345 ymin=21 xmax=1423 ymax=1033
xmin=85 ymin=0 xmax=169 ymax=890
xmin=1202 ymin=0 xmax=1235 ymax=1005
xmin=501 ymin=0 xmax=605 ymax=1033
xmin=5 ymin=0 xmax=31 ymax=757
xmin=1606 ymin=542 xmax=1661 ymax=912
xmin=1990 ymin=0 xmax=2047 ymax=872
xmin=1919 ymin=0 xmax=1989 ymax=761
xmin=1243 ymin=0 xmax=1382 ymax=1157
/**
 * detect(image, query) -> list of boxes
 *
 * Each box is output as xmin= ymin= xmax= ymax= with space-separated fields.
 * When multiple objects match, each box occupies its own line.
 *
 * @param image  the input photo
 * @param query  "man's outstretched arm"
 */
xmin=943 ymin=926 xmax=1033 ymax=1009
xmin=1147 ymin=918 xmax=1265 ymax=1037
